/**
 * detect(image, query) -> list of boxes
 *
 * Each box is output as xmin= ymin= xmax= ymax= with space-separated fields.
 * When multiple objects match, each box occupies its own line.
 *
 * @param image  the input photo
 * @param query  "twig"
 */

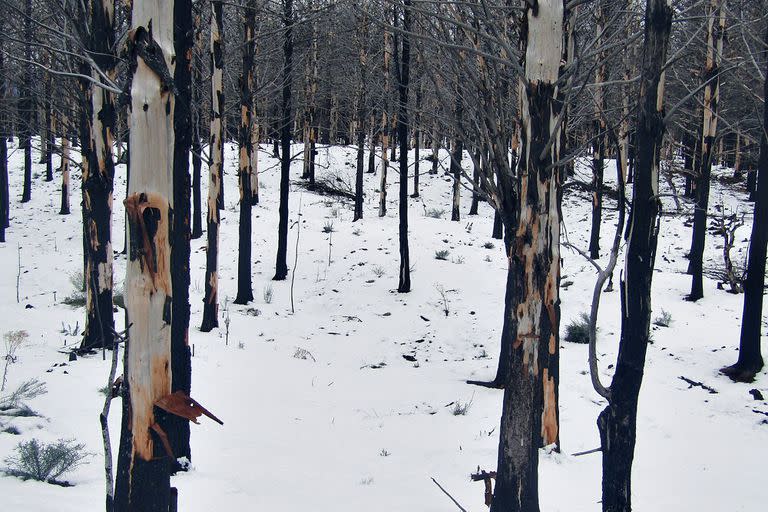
xmin=679 ymin=376 xmax=718 ymax=394
xmin=431 ymin=477 xmax=469 ymax=512
xmin=572 ymin=447 xmax=602 ymax=457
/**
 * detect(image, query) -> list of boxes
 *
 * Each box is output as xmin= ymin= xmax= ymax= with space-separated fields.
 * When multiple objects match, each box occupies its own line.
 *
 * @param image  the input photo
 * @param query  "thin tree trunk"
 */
xmin=59 ymin=128 xmax=71 ymax=215
xmin=379 ymin=18 xmax=392 ymax=218
xmin=0 ymin=26 xmax=8 ymax=240
xmin=397 ymin=1 xmax=412 ymax=293
xmin=201 ymin=0 xmax=225 ymax=331
xmin=169 ymin=0 xmax=194 ymax=465
xmin=235 ymin=0 xmax=256 ymax=305
xmin=722 ymin=22 xmax=768 ymax=383
xmin=412 ymin=77 xmax=421 ymax=198
xmin=274 ymin=0 xmax=293 ymax=281
xmin=20 ymin=0 xmax=32 ymax=204
xmin=590 ymin=5 xmax=607 ymax=259
xmin=688 ymin=0 xmax=726 ymax=302
xmin=114 ymin=2 xmax=175 ymax=509
xmin=191 ymin=5 xmax=204 ymax=240
xmin=354 ymin=15 xmax=367 ymax=222
xmin=597 ymin=2 xmax=672 ymax=510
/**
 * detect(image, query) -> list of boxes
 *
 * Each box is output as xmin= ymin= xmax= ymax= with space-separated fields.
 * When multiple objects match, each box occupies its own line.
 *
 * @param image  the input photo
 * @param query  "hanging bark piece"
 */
xmin=155 ymin=390 xmax=224 ymax=425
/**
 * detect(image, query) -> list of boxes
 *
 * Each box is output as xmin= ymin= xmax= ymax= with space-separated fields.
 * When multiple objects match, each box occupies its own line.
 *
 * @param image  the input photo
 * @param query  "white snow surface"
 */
xmin=0 ymin=139 xmax=765 ymax=511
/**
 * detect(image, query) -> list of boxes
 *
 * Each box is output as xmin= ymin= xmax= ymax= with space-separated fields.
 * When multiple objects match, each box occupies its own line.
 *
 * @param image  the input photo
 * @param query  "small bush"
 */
xmin=652 ymin=309 xmax=673 ymax=327
xmin=564 ymin=313 xmax=591 ymax=344
xmin=61 ymin=293 xmax=86 ymax=307
xmin=435 ymin=249 xmax=450 ymax=261
xmin=451 ymin=399 xmax=472 ymax=416
xmin=3 ymin=438 xmax=90 ymax=483
xmin=322 ymin=221 xmax=335 ymax=233
xmin=425 ymin=208 xmax=445 ymax=219
xmin=379 ymin=449 xmax=390 ymax=457
xmin=293 ymin=348 xmax=316 ymax=362
xmin=2 ymin=425 xmax=20 ymax=435
xmin=352 ymin=227 xmax=362 ymax=236
xmin=372 ymin=265 xmax=385 ymax=278
xmin=263 ymin=284 xmax=273 ymax=304
xmin=483 ymin=242 xmax=495 ymax=249
xmin=452 ymin=255 xmax=465 ymax=264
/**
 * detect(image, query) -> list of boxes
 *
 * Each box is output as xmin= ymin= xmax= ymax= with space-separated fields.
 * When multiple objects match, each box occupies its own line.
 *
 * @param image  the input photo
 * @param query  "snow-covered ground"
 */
xmin=0 ymin=139 xmax=765 ymax=511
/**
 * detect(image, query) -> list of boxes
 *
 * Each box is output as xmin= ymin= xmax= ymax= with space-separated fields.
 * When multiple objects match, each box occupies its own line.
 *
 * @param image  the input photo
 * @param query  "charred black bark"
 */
xmin=20 ymin=0 xmax=32 ymax=204
xmin=589 ymin=134 xmax=604 ymax=259
xmin=79 ymin=1 xmax=117 ymax=353
xmin=397 ymin=1 xmax=412 ymax=293
xmin=469 ymin=148 xmax=480 ymax=215
xmin=722 ymin=23 xmax=768 ymax=383
xmin=0 ymin=31 xmax=7 ymax=241
xmin=201 ymin=0 xmax=225 ymax=332
xmin=597 ymin=2 xmax=672 ymax=511
xmin=235 ymin=0 xmax=256 ymax=305
xmin=354 ymin=19 xmax=367 ymax=223
xmin=274 ymin=0 xmax=293 ymax=281
xmin=169 ymin=0 xmax=193 ymax=464
xmin=190 ymin=7 xmax=204 ymax=241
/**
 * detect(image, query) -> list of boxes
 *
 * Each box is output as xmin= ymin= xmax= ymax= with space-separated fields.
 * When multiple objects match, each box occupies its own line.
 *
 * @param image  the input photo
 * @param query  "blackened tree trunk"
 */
xmin=20 ymin=0 xmax=32 ymax=204
xmin=59 ymin=124 xmax=71 ymax=215
xmin=469 ymin=149 xmax=480 ymax=215
xmin=589 ymin=6 xmax=607 ymax=259
xmin=397 ymin=0 xmax=412 ymax=294
xmin=169 ymin=0 xmax=194 ymax=465
xmin=687 ymin=0 xmax=726 ymax=302
xmin=191 ymin=5 xmax=204 ymax=240
xmin=451 ymin=138 xmax=463 ymax=222
xmin=274 ymin=0 xmax=293 ymax=281
xmin=596 ymin=2 xmax=672 ymax=511
xmin=114 ymin=3 xmax=176 ymax=509
xmin=490 ymin=2 xmax=565 ymax=510
xmin=722 ymin=22 xmax=768 ymax=383
xmin=235 ymin=0 xmax=256 ymax=305
xmin=354 ymin=16 xmax=367 ymax=222
xmin=379 ymin=19 xmax=392 ymax=218
xmin=411 ymin=77 xmax=421 ymax=198
xmin=79 ymin=0 xmax=117 ymax=352
xmin=0 ymin=27 xmax=8 ymax=241
xmin=43 ymin=73 xmax=53 ymax=182
xmin=201 ymin=0 xmax=225 ymax=332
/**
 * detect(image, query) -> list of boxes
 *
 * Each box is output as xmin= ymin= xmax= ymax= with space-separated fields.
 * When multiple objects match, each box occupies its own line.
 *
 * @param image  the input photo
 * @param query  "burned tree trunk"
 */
xmin=191 ymin=7 xmax=204 ymax=240
xmin=201 ymin=0 xmax=225 ymax=331
xmin=114 ymin=4 xmax=176 ymax=509
xmin=688 ymin=0 xmax=726 ymax=302
xmin=301 ymin=8 xmax=318 ymax=190
xmin=722 ymin=22 xmax=768 ymax=383
xmin=79 ymin=0 xmax=117 ymax=352
xmin=169 ymin=0 xmax=194 ymax=465
xmin=274 ymin=0 xmax=294 ymax=281
xmin=412 ymin=75 xmax=422 ymax=199
xmin=589 ymin=5 xmax=607 ymax=260
xmin=379 ymin=19 xmax=392 ymax=218
xmin=596 ymin=1 xmax=672 ymax=511
xmin=354 ymin=16 xmax=368 ymax=222
xmin=397 ymin=0 xmax=412 ymax=293
xmin=20 ymin=0 xmax=32 ymax=204
xmin=59 ymin=124 xmax=71 ymax=215
xmin=235 ymin=0 xmax=256 ymax=305
xmin=490 ymin=3 xmax=565 ymax=510
xmin=469 ymin=149 xmax=480 ymax=215
xmin=0 ymin=27 xmax=8 ymax=241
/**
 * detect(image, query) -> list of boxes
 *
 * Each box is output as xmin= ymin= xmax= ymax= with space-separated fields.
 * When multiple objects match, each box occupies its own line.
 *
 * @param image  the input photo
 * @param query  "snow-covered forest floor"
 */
xmin=0 ymin=140 xmax=765 ymax=511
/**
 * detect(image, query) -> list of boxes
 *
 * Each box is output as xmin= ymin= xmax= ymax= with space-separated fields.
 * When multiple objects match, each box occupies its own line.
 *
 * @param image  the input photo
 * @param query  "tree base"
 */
xmin=721 ymin=362 xmax=763 ymax=383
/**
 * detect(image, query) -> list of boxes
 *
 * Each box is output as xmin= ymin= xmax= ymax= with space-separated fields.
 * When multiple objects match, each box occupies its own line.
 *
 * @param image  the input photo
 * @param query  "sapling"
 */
xmin=2 ymin=330 xmax=29 ymax=392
